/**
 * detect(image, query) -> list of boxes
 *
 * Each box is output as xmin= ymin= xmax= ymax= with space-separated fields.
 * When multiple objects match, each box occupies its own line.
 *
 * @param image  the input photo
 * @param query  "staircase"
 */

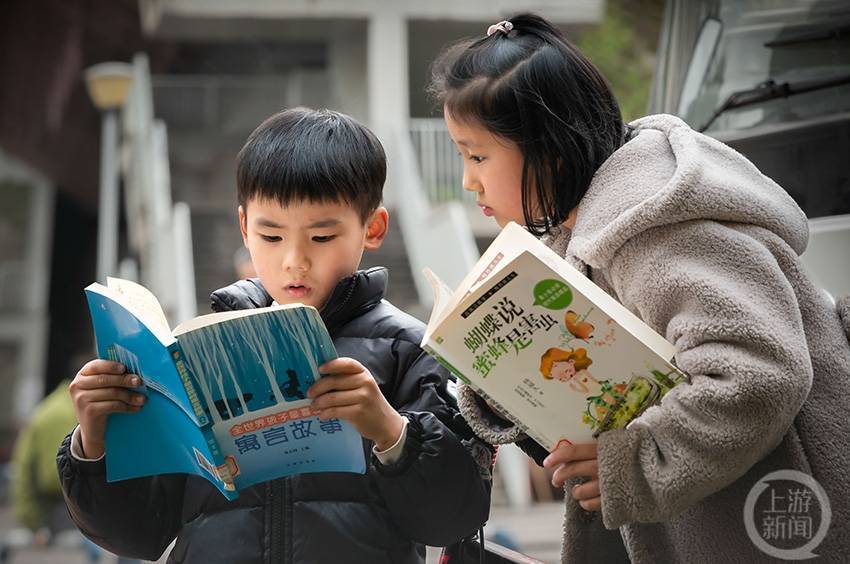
xmin=359 ymin=208 xmax=423 ymax=319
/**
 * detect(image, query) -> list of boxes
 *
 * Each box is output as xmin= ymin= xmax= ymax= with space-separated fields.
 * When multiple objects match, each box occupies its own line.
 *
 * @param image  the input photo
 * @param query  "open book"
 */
xmin=421 ymin=223 xmax=689 ymax=450
xmin=84 ymin=277 xmax=366 ymax=500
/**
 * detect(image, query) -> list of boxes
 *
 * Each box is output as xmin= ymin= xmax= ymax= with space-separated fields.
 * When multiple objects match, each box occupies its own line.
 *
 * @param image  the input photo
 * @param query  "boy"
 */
xmin=57 ymin=108 xmax=493 ymax=563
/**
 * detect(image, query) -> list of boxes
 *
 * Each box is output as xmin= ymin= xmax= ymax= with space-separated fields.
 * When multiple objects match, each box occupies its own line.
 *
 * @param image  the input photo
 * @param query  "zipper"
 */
xmin=270 ymin=479 xmax=284 ymax=563
xmin=283 ymin=478 xmax=293 ymax=564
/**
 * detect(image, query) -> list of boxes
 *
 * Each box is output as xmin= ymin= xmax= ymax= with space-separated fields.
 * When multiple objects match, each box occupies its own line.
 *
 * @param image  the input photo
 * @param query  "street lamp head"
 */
xmin=83 ymin=62 xmax=133 ymax=111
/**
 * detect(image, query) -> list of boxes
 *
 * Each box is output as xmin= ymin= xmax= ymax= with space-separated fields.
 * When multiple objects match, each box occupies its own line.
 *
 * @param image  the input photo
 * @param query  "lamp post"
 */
xmin=83 ymin=62 xmax=133 ymax=283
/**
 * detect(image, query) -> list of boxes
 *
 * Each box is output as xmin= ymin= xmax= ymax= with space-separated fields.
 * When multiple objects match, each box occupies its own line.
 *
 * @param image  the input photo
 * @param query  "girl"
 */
xmin=430 ymin=13 xmax=850 ymax=563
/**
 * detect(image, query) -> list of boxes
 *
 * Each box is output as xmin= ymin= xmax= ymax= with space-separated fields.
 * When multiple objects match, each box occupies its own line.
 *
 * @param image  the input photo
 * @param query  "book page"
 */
xmin=425 ymin=222 xmax=535 ymax=333
xmin=86 ymin=282 xmax=175 ymax=347
xmin=106 ymin=277 xmax=171 ymax=335
xmin=172 ymin=303 xmax=313 ymax=336
xmin=422 ymin=268 xmax=456 ymax=340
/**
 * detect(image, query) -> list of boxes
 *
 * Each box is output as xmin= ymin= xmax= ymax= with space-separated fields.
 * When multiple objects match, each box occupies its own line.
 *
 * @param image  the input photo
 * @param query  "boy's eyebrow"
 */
xmin=254 ymin=216 xmax=283 ymax=229
xmin=307 ymin=219 xmax=342 ymax=228
xmin=253 ymin=217 xmax=343 ymax=229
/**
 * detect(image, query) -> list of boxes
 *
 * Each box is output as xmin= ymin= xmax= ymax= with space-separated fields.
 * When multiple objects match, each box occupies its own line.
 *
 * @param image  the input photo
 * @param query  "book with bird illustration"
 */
xmin=421 ymin=222 xmax=689 ymax=450
xmin=84 ymin=277 xmax=365 ymax=500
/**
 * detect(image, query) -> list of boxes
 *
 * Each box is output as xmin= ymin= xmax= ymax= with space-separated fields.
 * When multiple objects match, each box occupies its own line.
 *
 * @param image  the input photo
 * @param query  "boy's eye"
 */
xmin=260 ymin=235 xmax=281 ymax=242
xmin=312 ymin=235 xmax=336 ymax=243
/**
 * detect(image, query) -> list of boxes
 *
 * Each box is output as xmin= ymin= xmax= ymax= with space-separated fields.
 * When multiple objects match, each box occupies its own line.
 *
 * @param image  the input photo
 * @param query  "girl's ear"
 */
xmin=238 ymin=206 xmax=249 ymax=245
xmin=364 ymin=207 xmax=389 ymax=251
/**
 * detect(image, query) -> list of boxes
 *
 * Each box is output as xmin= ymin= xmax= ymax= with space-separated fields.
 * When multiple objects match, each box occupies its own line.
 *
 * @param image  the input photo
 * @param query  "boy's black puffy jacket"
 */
xmin=57 ymin=267 xmax=492 ymax=563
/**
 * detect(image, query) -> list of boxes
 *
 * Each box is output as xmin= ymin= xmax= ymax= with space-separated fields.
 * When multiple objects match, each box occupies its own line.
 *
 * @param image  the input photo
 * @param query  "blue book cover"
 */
xmin=84 ymin=277 xmax=366 ymax=501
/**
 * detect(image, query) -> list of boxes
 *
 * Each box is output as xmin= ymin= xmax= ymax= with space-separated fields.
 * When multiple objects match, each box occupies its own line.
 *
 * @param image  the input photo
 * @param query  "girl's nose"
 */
xmin=462 ymin=167 xmax=481 ymax=193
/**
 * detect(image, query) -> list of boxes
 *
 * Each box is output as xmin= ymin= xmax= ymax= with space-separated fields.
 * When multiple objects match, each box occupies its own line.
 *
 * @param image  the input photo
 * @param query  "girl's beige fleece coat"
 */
xmin=459 ymin=114 xmax=850 ymax=563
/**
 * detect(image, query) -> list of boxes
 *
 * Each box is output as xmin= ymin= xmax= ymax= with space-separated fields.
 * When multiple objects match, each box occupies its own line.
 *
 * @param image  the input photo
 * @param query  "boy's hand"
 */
xmin=69 ymin=359 xmax=145 ymax=459
xmin=308 ymin=358 xmax=404 ymax=451
xmin=543 ymin=441 xmax=601 ymax=512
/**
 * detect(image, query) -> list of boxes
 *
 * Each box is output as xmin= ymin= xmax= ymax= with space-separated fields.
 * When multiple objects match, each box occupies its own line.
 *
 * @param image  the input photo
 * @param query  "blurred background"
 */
xmin=1 ymin=0 xmax=848 ymax=562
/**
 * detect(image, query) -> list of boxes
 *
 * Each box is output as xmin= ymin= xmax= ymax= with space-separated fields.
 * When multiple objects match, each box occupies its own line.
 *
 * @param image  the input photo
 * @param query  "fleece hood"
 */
xmin=567 ymin=114 xmax=809 ymax=269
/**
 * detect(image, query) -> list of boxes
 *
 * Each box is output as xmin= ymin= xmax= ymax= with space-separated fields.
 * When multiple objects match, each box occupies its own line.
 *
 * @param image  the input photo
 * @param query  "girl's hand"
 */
xmin=69 ymin=359 xmax=146 ymax=458
xmin=308 ymin=357 xmax=405 ymax=451
xmin=543 ymin=441 xmax=601 ymax=511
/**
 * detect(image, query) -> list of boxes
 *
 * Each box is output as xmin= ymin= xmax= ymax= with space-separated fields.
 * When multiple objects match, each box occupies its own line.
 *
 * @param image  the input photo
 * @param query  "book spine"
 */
xmin=168 ymin=343 xmax=236 ymax=491
xmin=168 ymin=343 xmax=209 ymax=427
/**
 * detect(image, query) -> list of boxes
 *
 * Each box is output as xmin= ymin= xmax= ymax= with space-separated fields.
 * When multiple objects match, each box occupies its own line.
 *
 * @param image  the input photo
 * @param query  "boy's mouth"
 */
xmin=284 ymin=283 xmax=311 ymax=299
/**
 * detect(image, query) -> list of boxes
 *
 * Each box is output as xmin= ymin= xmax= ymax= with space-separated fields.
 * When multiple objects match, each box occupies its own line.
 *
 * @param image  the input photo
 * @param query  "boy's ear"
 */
xmin=363 ymin=207 xmax=389 ymax=251
xmin=238 ymin=206 xmax=249 ymax=245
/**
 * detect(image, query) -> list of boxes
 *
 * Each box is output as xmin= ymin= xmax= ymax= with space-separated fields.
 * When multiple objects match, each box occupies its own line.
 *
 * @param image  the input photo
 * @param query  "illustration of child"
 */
xmin=539 ymin=347 xmax=597 ymax=393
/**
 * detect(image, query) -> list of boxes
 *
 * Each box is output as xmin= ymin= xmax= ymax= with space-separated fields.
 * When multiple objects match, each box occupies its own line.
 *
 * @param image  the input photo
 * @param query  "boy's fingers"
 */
xmin=73 ymin=373 xmax=141 ymax=390
xmin=318 ymin=357 xmax=364 ymax=374
xmin=86 ymin=400 xmax=143 ymax=416
xmin=315 ymin=404 xmax=363 ymax=423
xmin=80 ymin=359 xmax=126 ymax=375
xmin=311 ymin=389 xmax=367 ymax=411
xmin=78 ymin=387 xmax=145 ymax=407
xmin=307 ymin=372 xmax=369 ymax=398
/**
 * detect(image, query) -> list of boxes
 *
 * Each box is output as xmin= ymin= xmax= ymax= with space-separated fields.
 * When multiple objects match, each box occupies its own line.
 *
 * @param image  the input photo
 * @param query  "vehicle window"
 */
xmin=678 ymin=0 xmax=850 ymax=133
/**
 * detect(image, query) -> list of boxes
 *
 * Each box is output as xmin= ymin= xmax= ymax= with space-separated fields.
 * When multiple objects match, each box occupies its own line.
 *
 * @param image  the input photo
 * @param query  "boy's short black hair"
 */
xmin=237 ymin=107 xmax=386 ymax=222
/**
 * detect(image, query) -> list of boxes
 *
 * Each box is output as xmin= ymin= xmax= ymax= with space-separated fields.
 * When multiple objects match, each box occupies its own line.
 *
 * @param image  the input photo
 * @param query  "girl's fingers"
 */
xmin=571 ymin=479 xmax=600 ymax=501
xmin=552 ymin=459 xmax=598 ymax=487
xmin=578 ymin=496 xmax=602 ymax=512
xmin=543 ymin=442 xmax=598 ymax=468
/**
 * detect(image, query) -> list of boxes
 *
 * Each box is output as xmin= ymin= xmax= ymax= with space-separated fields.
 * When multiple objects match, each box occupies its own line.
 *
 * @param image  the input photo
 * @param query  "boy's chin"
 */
xmin=270 ymin=292 xmax=326 ymax=310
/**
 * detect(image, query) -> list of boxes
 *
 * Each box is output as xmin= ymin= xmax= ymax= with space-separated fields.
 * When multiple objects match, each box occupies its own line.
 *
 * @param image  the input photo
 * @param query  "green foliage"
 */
xmin=576 ymin=2 xmax=661 ymax=122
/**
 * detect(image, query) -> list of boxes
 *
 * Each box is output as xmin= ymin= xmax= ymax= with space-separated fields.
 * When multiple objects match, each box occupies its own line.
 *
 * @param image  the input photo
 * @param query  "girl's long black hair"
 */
xmin=429 ymin=13 xmax=627 ymax=234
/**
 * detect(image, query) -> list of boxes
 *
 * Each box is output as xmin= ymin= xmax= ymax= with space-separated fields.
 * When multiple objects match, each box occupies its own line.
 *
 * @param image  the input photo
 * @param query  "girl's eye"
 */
xmin=457 ymin=151 xmax=484 ymax=164
xmin=312 ymin=235 xmax=336 ymax=243
xmin=260 ymin=235 xmax=281 ymax=243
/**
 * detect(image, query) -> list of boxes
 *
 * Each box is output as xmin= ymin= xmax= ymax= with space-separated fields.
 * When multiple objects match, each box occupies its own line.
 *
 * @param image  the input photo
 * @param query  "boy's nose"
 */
xmin=283 ymin=247 xmax=310 ymax=272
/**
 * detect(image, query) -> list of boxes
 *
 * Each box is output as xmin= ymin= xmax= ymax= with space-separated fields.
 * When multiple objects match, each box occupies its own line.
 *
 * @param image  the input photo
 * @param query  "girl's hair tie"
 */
xmin=486 ymin=20 xmax=514 ymax=37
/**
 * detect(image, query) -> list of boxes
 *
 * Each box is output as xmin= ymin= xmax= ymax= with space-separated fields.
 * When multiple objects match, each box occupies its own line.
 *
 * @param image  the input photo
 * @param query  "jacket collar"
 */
xmin=209 ymin=267 xmax=388 ymax=333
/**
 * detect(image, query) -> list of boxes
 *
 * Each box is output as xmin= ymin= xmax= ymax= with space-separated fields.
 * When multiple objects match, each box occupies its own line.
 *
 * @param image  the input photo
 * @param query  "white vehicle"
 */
xmin=650 ymin=0 xmax=850 ymax=300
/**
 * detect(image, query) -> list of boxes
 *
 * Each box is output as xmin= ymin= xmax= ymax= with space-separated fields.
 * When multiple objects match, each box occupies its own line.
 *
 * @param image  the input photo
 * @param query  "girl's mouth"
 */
xmin=479 ymin=205 xmax=494 ymax=217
